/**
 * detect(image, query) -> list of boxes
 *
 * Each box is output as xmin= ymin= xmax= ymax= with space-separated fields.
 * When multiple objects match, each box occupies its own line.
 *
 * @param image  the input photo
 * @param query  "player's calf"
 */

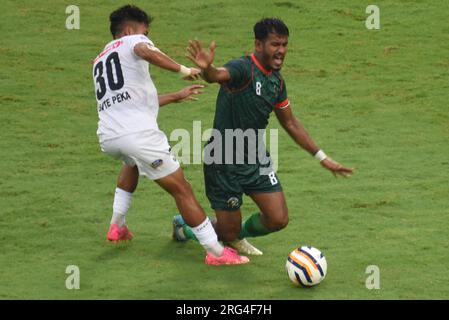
xmin=217 ymin=226 xmax=241 ymax=243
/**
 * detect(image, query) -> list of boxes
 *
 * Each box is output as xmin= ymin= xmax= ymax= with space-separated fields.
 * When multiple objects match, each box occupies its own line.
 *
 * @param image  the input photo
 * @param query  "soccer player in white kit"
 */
xmin=92 ymin=5 xmax=248 ymax=265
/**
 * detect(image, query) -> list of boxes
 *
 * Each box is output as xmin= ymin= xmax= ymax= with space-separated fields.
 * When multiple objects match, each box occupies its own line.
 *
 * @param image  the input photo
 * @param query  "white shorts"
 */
xmin=100 ymin=130 xmax=180 ymax=180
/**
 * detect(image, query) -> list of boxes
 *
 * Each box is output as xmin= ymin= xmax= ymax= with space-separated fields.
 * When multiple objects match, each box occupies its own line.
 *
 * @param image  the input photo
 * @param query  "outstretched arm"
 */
xmin=186 ymin=40 xmax=230 ymax=83
xmin=134 ymin=43 xmax=200 ymax=80
xmin=275 ymin=106 xmax=354 ymax=177
xmin=158 ymin=84 xmax=204 ymax=107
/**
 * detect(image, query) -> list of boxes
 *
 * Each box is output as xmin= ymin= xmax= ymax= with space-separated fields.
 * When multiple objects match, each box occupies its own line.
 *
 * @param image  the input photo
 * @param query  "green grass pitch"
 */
xmin=1 ymin=0 xmax=448 ymax=299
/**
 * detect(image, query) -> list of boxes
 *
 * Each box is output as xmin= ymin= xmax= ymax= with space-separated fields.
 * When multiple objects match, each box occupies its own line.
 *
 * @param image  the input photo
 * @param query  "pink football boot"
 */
xmin=107 ymin=224 xmax=134 ymax=242
xmin=205 ymin=247 xmax=250 ymax=266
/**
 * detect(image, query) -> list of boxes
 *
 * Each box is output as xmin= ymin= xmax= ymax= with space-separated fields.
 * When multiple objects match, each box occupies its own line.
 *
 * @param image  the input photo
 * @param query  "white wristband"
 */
xmin=314 ymin=150 xmax=327 ymax=162
xmin=178 ymin=65 xmax=191 ymax=77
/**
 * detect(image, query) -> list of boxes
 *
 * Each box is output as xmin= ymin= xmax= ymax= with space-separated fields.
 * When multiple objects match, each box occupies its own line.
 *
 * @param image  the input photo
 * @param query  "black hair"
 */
xmin=253 ymin=18 xmax=289 ymax=41
xmin=109 ymin=5 xmax=152 ymax=38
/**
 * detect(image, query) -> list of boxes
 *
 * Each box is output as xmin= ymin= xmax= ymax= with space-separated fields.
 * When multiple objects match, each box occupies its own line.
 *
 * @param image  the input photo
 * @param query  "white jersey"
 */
xmin=92 ymin=34 xmax=159 ymax=142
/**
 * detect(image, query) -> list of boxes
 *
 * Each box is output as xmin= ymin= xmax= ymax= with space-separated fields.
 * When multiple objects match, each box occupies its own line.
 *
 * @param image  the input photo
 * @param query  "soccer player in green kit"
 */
xmin=173 ymin=18 xmax=354 ymax=256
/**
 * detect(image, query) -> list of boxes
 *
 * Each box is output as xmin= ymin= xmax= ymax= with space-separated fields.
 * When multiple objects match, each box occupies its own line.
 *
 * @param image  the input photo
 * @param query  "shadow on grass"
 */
xmin=96 ymin=241 xmax=134 ymax=261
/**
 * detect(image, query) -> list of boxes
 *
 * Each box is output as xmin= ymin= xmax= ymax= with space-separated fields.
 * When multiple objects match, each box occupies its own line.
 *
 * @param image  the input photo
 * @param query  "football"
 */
xmin=286 ymin=246 xmax=327 ymax=287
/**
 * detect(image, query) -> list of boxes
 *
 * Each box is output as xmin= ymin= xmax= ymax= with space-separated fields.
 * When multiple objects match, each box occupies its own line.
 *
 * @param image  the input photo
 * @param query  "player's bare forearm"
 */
xmin=284 ymin=118 xmax=320 ymax=155
xmin=275 ymin=106 xmax=354 ymax=177
xmin=158 ymin=93 xmax=180 ymax=107
xmin=134 ymin=43 xmax=180 ymax=72
xmin=201 ymin=65 xmax=231 ymax=83
xmin=158 ymin=85 xmax=204 ymax=107
xmin=275 ymin=107 xmax=319 ymax=155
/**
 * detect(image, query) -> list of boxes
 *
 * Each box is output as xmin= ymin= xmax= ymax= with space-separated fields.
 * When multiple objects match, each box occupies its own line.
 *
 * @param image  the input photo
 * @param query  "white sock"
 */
xmin=191 ymin=218 xmax=224 ymax=256
xmin=111 ymin=187 xmax=133 ymax=227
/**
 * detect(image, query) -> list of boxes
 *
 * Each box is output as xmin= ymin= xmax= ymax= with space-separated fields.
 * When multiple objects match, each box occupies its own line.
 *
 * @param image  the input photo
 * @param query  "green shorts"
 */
xmin=204 ymin=163 xmax=283 ymax=211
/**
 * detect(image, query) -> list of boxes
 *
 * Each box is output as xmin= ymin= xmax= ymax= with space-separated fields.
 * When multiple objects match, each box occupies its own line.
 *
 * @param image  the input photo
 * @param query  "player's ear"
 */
xmin=254 ymin=39 xmax=263 ymax=53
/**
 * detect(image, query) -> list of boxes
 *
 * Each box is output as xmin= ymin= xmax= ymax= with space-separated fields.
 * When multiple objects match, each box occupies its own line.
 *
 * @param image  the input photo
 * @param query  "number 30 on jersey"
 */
xmin=93 ymin=52 xmax=124 ymax=100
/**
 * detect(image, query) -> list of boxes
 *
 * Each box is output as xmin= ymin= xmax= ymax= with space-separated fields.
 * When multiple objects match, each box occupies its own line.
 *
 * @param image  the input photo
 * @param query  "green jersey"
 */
xmin=206 ymin=53 xmax=289 ymax=167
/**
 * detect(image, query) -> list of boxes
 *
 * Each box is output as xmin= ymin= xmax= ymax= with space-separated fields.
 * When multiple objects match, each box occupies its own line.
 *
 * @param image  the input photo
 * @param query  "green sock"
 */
xmin=239 ymin=212 xmax=272 ymax=239
xmin=182 ymin=214 xmax=271 ymax=240
xmin=182 ymin=224 xmax=198 ymax=241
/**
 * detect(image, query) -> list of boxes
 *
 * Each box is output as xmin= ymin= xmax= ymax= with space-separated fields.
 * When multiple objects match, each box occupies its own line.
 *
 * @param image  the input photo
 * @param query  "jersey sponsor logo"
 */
xmin=94 ymin=40 xmax=123 ymax=64
xmin=151 ymin=159 xmax=163 ymax=169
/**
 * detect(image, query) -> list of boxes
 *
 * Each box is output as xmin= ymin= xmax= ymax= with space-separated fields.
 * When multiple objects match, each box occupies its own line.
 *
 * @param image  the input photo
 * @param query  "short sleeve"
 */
xmin=223 ymin=58 xmax=251 ymax=88
xmin=273 ymin=80 xmax=290 ymax=110
xmin=127 ymin=35 xmax=155 ymax=58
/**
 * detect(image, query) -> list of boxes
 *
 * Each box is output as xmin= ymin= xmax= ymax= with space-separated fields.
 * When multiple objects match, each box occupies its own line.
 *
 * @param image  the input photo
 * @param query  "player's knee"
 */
xmin=277 ymin=215 xmax=289 ymax=230
xmin=266 ymin=213 xmax=289 ymax=231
